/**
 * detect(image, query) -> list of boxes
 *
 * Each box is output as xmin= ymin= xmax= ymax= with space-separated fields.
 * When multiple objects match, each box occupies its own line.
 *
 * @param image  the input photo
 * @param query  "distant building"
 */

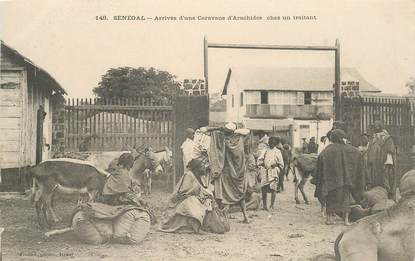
xmin=0 ymin=41 xmax=66 ymax=189
xmin=183 ymin=79 xmax=206 ymax=95
xmin=221 ymin=67 xmax=380 ymax=147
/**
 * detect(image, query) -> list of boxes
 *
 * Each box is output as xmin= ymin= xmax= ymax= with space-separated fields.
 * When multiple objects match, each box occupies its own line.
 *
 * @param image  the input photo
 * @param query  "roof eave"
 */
xmin=1 ymin=40 xmax=67 ymax=95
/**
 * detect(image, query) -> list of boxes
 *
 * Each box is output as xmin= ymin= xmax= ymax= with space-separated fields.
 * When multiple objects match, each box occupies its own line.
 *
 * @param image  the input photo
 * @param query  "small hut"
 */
xmin=0 ymin=41 xmax=66 ymax=191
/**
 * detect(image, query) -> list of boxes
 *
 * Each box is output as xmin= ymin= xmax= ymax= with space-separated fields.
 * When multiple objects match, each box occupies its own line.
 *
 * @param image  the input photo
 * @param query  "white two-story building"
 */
xmin=221 ymin=67 xmax=380 ymax=148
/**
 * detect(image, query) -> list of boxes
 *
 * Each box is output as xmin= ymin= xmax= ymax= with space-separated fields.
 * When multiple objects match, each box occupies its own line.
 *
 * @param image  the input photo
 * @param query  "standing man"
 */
xmin=366 ymin=120 xmax=397 ymax=200
xmin=181 ymin=128 xmax=197 ymax=168
xmin=256 ymin=130 xmax=269 ymax=157
xmin=257 ymin=136 xmax=284 ymax=210
xmin=314 ymin=129 xmax=364 ymax=226
xmin=210 ymin=123 xmax=251 ymax=223
xmin=307 ymin=137 xmax=319 ymax=154
xmin=318 ymin=136 xmax=328 ymax=154
xmin=282 ymin=143 xmax=292 ymax=181
xmin=302 ymin=138 xmax=309 ymax=154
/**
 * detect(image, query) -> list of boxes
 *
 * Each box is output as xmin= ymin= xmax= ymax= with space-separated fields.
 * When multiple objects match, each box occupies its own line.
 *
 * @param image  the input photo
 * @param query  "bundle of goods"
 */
xmin=294 ymin=153 xmax=318 ymax=183
xmin=361 ymin=186 xmax=388 ymax=209
xmin=52 ymin=151 xmax=91 ymax=160
xmin=71 ymin=202 xmax=151 ymax=245
xmin=399 ymin=170 xmax=415 ymax=196
xmin=201 ymin=204 xmax=230 ymax=234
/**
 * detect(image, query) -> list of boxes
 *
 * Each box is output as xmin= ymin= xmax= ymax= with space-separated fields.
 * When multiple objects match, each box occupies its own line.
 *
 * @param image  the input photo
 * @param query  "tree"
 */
xmin=93 ymin=67 xmax=183 ymax=101
xmin=406 ymin=77 xmax=415 ymax=95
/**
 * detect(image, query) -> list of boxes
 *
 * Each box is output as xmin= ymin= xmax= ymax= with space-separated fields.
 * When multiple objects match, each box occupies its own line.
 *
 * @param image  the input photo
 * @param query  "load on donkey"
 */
xmin=29 ymin=148 xmax=161 ymax=245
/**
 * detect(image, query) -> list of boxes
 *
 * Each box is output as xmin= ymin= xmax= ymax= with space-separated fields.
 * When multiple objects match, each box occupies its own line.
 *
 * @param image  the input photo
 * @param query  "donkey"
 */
xmin=31 ymin=149 xmax=161 ymax=228
xmin=291 ymin=153 xmax=318 ymax=206
xmin=129 ymin=146 xmax=172 ymax=195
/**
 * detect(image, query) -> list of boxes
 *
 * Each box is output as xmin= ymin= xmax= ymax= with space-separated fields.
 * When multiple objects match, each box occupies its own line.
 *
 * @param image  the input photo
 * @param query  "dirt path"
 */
xmin=0 ymin=180 xmax=346 ymax=261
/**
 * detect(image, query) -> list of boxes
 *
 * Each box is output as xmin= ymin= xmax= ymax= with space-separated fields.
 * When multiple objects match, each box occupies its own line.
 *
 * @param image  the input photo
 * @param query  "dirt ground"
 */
xmin=0 ymin=179 xmax=346 ymax=261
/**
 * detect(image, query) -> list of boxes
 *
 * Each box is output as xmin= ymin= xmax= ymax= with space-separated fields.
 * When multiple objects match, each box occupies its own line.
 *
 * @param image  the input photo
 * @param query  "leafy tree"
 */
xmin=93 ymin=67 xmax=183 ymax=100
xmin=406 ymin=77 xmax=415 ymax=95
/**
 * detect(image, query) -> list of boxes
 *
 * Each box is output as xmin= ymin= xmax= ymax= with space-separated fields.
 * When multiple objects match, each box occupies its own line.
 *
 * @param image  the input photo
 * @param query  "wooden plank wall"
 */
xmin=0 ymin=71 xmax=22 ymax=168
xmin=64 ymin=98 xmax=173 ymax=151
xmin=342 ymin=96 xmax=415 ymax=152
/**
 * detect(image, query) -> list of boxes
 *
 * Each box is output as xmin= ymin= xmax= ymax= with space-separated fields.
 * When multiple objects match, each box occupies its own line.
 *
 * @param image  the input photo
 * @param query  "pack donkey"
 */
xmin=31 ymin=148 xmax=161 ymax=228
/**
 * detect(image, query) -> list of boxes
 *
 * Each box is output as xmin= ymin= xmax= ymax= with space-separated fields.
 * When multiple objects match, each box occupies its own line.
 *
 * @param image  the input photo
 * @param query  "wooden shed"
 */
xmin=0 ymin=41 xmax=66 ymax=189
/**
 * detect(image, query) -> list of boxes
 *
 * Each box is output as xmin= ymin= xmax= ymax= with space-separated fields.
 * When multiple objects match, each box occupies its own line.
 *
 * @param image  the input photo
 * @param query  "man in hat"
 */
xmin=366 ymin=120 xmax=397 ymax=200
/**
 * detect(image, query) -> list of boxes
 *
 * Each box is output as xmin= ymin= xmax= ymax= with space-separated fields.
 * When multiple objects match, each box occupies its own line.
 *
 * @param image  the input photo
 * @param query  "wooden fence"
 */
xmin=341 ymin=96 xmax=415 ymax=152
xmin=65 ymin=98 xmax=173 ymax=151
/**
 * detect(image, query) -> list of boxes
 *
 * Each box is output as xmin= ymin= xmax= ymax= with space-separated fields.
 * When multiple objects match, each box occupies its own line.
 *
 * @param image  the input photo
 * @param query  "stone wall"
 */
xmin=51 ymin=93 xmax=66 ymax=156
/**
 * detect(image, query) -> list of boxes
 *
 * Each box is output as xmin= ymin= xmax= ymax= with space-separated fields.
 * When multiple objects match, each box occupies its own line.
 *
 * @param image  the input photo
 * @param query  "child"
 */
xmin=257 ymin=136 xmax=284 ymax=210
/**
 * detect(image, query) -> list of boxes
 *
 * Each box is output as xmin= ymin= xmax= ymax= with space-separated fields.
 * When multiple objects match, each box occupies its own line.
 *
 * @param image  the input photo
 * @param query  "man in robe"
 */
xmin=366 ymin=120 xmax=397 ymax=200
xmin=102 ymin=153 xmax=135 ymax=205
xmin=209 ymin=122 xmax=251 ymax=223
xmin=314 ymin=129 xmax=364 ymax=225
xmin=159 ymin=158 xmax=213 ymax=234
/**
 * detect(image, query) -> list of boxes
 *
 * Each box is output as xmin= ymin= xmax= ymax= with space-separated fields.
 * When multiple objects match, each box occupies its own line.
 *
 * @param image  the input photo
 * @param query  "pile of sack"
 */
xmin=350 ymin=186 xmax=395 ymax=222
xmin=71 ymin=202 xmax=151 ymax=245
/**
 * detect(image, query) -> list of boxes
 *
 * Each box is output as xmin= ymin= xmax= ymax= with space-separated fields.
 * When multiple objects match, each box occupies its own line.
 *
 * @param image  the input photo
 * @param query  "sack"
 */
xmin=370 ymin=199 xmax=395 ymax=214
xmin=72 ymin=210 xmax=113 ymax=245
xmin=399 ymin=170 xmax=415 ymax=197
xmin=113 ymin=209 xmax=151 ymax=244
xmin=295 ymin=153 xmax=318 ymax=173
xmin=361 ymin=186 xmax=388 ymax=208
xmin=202 ymin=207 xmax=230 ymax=234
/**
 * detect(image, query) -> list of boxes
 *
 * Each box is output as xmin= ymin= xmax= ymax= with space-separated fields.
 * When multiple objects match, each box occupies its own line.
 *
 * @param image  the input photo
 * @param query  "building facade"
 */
xmin=222 ymin=67 xmax=380 ymax=148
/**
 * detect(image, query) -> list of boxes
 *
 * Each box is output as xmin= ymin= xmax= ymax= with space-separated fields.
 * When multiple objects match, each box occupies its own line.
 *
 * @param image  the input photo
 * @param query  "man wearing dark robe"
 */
xmin=366 ymin=120 xmax=397 ymax=200
xmin=314 ymin=129 xmax=364 ymax=225
xmin=209 ymin=123 xmax=250 ymax=223
xmin=307 ymin=137 xmax=319 ymax=154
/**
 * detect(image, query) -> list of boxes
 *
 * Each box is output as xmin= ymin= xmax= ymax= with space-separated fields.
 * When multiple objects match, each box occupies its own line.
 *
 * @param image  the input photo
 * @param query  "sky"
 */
xmin=1 ymin=0 xmax=414 ymax=98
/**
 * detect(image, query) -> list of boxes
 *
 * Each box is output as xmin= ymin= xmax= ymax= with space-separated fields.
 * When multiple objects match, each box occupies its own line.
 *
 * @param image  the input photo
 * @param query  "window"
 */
xmin=240 ymin=92 xmax=244 ymax=107
xmin=304 ymin=91 xmax=312 ymax=105
xmin=260 ymin=91 xmax=268 ymax=104
xmin=232 ymin=94 xmax=234 ymax=107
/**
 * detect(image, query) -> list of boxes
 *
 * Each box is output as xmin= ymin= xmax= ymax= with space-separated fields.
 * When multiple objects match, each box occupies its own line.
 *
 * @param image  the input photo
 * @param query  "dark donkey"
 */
xmin=31 ymin=149 xmax=160 ymax=228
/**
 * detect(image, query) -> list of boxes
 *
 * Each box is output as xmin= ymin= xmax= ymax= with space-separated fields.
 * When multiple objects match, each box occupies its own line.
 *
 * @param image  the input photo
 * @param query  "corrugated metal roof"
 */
xmin=1 ymin=40 xmax=66 ymax=95
xmin=222 ymin=67 xmax=381 ymax=95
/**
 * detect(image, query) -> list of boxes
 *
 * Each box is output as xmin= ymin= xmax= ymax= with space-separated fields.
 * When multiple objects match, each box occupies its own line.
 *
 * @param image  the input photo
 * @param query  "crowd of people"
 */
xmin=158 ymin=119 xmax=398 ymax=234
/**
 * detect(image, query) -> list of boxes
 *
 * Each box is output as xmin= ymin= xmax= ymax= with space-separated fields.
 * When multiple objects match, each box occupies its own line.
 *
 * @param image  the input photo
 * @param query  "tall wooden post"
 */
xmin=204 ymin=36 xmax=209 ymax=95
xmin=334 ymin=39 xmax=341 ymax=121
xmin=204 ymin=36 xmax=210 ymax=122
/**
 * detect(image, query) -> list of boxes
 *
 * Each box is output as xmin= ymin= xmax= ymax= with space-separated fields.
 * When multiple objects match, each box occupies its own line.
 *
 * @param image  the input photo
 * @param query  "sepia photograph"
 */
xmin=0 ymin=0 xmax=414 ymax=260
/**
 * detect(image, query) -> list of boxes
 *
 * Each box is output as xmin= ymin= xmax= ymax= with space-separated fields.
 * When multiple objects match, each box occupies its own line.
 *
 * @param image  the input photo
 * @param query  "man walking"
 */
xmin=366 ymin=120 xmax=397 ymax=200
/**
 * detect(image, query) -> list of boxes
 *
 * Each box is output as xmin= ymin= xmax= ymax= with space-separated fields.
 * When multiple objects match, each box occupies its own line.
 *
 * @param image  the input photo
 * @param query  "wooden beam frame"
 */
xmin=203 ymin=37 xmax=342 ymax=120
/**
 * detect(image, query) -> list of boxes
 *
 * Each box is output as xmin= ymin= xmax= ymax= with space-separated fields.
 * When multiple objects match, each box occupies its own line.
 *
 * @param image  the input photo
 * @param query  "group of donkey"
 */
xmin=30 ymin=146 xmax=172 ymax=228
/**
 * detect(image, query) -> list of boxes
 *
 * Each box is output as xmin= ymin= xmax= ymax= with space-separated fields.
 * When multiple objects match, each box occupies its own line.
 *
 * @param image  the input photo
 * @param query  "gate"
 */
xmin=65 ymin=98 xmax=173 ymax=151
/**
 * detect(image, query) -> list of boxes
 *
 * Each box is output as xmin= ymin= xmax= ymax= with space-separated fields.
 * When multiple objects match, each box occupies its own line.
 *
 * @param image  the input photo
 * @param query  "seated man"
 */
xmin=159 ymin=158 xmax=214 ymax=234
xmin=102 ymin=153 xmax=135 ymax=205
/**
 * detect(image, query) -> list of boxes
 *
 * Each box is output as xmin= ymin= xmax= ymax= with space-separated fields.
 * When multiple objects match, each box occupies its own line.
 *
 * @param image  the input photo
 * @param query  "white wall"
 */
xmin=225 ymin=77 xmax=244 ymax=123
xmin=291 ymin=119 xmax=333 ymax=148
